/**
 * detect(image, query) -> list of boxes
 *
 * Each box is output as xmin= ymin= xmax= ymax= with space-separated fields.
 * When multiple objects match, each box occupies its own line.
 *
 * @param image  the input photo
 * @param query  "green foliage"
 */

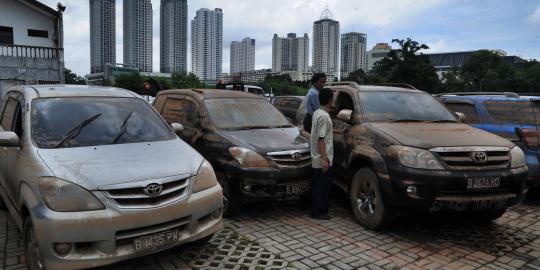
xmin=114 ymin=72 xmax=144 ymax=93
xmin=343 ymin=69 xmax=367 ymax=84
xmin=171 ymin=71 xmax=205 ymax=89
xmin=64 ymin=68 xmax=86 ymax=85
xmin=459 ymin=50 xmax=515 ymax=91
xmin=514 ymin=60 xmax=540 ymax=93
xmin=259 ymin=74 xmax=308 ymax=96
xmin=373 ymin=38 xmax=442 ymax=92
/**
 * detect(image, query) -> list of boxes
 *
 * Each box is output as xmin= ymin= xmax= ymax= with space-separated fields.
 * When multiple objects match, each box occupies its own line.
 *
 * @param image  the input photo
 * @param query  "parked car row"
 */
xmin=0 ymin=83 xmax=531 ymax=269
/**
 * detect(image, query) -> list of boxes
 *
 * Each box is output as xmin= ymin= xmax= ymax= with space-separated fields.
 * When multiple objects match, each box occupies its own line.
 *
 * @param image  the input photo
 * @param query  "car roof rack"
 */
xmin=437 ymin=92 xmax=520 ymax=98
xmin=326 ymin=81 xmax=359 ymax=88
xmin=373 ymin=83 xmax=418 ymax=90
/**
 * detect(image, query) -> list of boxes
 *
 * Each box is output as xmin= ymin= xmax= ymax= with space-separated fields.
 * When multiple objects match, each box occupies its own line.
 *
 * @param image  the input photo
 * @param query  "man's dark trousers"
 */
xmin=311 ymin=168 xmax=332 ymax=217
xmin=303 ymin=113 xmax=313 ymax=132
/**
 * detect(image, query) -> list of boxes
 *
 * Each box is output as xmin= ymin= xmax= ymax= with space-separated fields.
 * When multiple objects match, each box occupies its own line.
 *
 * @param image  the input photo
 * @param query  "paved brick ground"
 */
xmin=2 ymin=189 xmax=540 ymax=270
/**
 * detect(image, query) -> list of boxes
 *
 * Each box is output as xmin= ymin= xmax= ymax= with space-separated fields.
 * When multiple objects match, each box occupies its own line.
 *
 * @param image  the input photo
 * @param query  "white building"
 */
xmin=341 ymin=32 xmax=367 ymax=77
xmin=160 ymin=0 xmax=188 ymax=73
xmin=367 ymin=43 xmax=392 ymax=71
xmin=191 ymin=8 xmax=223 ymax=83
xmin=272 ymin=33 xmax=309 ymax=75
xmin=90 ymin=0 xmax=115 ymax=74
xmin=0 ymin=0 xmax=64 ymax=94
xmin=230 ymin=37 xmax=255 ymax=74
xmin=313 ymin=7 xmax=340 ymax=77
xmin=124 ymin=0 xmax=152 ymax=72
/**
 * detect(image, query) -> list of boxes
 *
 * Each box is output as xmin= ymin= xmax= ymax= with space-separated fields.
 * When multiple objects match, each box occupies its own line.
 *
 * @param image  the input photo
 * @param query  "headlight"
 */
xmin=228 ymin=147 xmax=271 ymax=168
xmin=510 ymin=146 xmax=526 ymax=168
xmin=38 ymin=177 xmax=105 ymax=212
xmin=192 ymin=160 xmax=218 ymax=193
xmin=387 ymin=145 xmax=444 ymax=170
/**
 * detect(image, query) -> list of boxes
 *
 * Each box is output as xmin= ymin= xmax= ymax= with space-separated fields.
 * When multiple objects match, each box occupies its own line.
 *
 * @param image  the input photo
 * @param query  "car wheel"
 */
xmin=215 ymin=171 xmax=240 ymax=217
xmin=471 ymin=209 xmax=507 ymax=223
xmin=349 ymin=168 xmax=394 ymax=230
xmin=24 ymin=218 xmax=46 ymax=270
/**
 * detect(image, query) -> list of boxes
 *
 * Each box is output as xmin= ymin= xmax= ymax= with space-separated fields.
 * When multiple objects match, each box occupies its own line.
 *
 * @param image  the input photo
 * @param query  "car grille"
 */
xmin=116 ymin=216 xmax=191 ymax=247
xmin=431 ymin=146 xmax=511 ymax=170
xmin=102 ymin=177 xmax=191 ymax=209
xmin=267 ymin=149 xmax=311 ymax=166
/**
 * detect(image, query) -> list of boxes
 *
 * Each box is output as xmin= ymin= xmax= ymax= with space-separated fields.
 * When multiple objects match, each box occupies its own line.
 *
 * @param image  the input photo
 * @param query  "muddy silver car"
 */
xmin=0 ymin=85 xmax=223 ymax=270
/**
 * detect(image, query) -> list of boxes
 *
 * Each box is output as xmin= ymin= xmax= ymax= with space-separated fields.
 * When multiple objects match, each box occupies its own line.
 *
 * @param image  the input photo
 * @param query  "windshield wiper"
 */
xmin=55 ymin=113 xmax=102 ymax=148
xmin=112 ymin=111 xmax=133 ymax=144
xmin=427 ymin=119 xmax=458 ymax=123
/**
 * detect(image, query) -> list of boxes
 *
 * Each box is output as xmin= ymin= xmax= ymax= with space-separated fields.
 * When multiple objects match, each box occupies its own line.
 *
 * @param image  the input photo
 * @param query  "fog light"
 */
xmin=54 ymin=243 xmax=72 ymax=256
xmin=212 ymin=208 xmax=222 ymax=219
xmin=243 ymin=185 xmax=252 ymax=192
xmin=406 ymin=185 xmax=419 ymax=199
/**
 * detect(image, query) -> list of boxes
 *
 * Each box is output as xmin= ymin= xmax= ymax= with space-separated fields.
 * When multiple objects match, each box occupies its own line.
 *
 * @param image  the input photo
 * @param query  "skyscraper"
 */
xmin=191 ymin=8 xmax=223 ymax=82
xmin=124 ymin=0 xmax=152 ymax=72
xmin=313 ymin=7 xmax=340 ymax=77
xmin=160 ymin=0 xmax=188 ymax=73
xmin=89 ymin=0 xmax=115 ymax=73
xmin=230 ymin=37 xmax=255 ymax=74
xmin=271 ymin=33 xmax=309 ymax=73
xmin=341 ymin=32 xmax=367 ymax=77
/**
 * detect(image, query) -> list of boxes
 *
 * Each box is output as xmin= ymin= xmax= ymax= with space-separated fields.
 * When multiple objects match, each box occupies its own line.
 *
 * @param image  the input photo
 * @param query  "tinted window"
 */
xmin=444 ymin=102 xmax=480 ymax=123
xmin=161 ymin=98 xmax=200 ymax=128
xmin=32 ymin=97 xmax=174 ymax=149
xmin=205 ymin=98 xmax=292 ymax=130
xmin=0 ymin=26 xmax=13 ymax=45
xmin=484 ymin=100 xmax=536 ymax=126
xmin=1 ymin=98 xmax=18 ymax=130
xmin=247 ymin=88 xmax=264 ymax=95
xmin=359 ymin=92 xmax=456 ymax=122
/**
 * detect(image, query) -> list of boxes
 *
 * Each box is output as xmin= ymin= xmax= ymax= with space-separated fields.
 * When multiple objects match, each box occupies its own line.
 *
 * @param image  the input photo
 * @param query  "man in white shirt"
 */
xmin=310 ymin=88 xmax=334 ymax=220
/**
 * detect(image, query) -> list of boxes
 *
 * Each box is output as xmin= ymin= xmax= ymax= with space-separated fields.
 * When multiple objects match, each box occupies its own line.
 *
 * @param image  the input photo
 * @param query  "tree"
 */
xmin=440 ymin=67 xmax=465 ymax=92
xmin=460 ymin=50 xmax=515 ymax=92
xmin=373 ymin=38 xmax=442 ymax=92
xmin=343 ymin=69 xmax=367 ymax=84
xmin=114 ymin=73 xmax=144 ymax=94
xmin=260 ymin=74 xmax=308 ymax=96
xmin=64 ymin=68 xmax=86 ymax=85
xmin=514 ymin=60 xmax=540 ymax=93
xmin=171 ymin=71 xmax=204 ymax=89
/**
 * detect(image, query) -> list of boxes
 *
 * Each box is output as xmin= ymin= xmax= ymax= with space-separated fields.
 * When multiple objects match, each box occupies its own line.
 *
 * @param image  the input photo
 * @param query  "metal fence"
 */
xmin=0 ymin=44 xmax=61 ymax=59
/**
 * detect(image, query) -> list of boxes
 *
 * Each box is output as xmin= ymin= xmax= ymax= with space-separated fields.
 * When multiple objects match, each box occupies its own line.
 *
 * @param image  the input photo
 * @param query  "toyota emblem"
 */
xmin=471 ymin=152 xmax=488 ymax=163
xmin=144 ymin=183 xmax=163 ymax=197
xmin=291 ymin=152 xmax=302 ymax=161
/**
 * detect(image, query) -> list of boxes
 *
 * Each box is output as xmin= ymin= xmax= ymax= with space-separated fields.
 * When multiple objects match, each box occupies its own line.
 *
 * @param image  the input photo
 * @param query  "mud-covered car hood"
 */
xmin=37 ymin=139 xmax=203 ymax=190
xmin=370 ymin=123 xmax=515 ymax=149
xmin=220 ymin=127 xmax=309 ymax=153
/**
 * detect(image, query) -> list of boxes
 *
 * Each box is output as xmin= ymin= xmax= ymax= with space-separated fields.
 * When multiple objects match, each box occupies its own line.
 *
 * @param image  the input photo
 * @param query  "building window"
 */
xmin=28 ymin=29 xmax=49 ymax=38
xmin=0 ymin=26 xmax=14 ymax=45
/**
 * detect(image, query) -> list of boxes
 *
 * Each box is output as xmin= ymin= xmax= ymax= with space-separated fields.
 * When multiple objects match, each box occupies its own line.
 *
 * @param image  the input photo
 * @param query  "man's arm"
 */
xmin=317 ymin=138 xmax=329 ymax=172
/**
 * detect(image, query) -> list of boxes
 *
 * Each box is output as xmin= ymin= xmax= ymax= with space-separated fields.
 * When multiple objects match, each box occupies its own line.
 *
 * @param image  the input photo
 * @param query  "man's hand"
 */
xmin=322 ymin=158 xmax=330 ymax=173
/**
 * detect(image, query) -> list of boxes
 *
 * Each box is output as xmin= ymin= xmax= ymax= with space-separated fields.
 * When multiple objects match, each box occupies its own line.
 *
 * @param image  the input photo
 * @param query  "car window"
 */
xmin=274 ymin=98 xmax=283 ymax=107
xmin=13 ymin=101 xmax=22 ymax=137
xmin=334 ymin=92 xmax=355 ymax=117
xmin=289 ymin=99 xmax=301 ymax=109
xmin=359 ymin=92 xmax=456 ymax=122
xmin=31 ymin=97 xmax=175 ymax=149
xmin=483 ymin=100 xmax=536 ymax=126
xmin=247 ymin=88 xmax=263 ymax=95
xmin=162 ymin=97 xmax=200 ymax=127
xmin=1 ymin=98 xmax=18 ymax=130
xmin=443 ymin=102 xmax=481 ymax=124
xmin=204 ymin=98 xmax=292 ymax=130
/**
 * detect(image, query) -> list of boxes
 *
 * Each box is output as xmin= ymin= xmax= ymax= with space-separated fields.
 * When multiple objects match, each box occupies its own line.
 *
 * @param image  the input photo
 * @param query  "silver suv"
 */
xmin=0 ymin=85 xmax=223 ymax=270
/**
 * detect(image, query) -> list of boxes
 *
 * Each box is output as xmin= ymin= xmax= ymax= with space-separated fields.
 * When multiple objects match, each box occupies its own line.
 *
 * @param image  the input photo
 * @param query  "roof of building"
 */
xmin=17 ymin=0 xmax=59 ymax=17
xmin=24 ymin=85 xmax=138 ymax=98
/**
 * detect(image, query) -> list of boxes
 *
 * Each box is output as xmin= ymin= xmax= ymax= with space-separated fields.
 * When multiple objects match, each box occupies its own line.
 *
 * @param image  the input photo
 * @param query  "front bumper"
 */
xmin=385 ymin=165 xmax=528 ymax=212
xmin=225 ymin=163 xmax=312 ymax=202
xmin=32 ymin=184 xmax=223 ymax=270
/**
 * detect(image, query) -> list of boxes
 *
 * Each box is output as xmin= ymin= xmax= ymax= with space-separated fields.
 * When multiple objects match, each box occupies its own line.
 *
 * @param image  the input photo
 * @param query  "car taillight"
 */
xmin=521 ymin=129 xmax=539 ymax=149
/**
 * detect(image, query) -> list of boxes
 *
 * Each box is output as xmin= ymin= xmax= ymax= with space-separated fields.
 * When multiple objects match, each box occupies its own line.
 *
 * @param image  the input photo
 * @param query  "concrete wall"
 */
xmin=0 ymin=55 xmax=62 ymax=82
xmin=0 ymin=0 xmax=58 ymax=48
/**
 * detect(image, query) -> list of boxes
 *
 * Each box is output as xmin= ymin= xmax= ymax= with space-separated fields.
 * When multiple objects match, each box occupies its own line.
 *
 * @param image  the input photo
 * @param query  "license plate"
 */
xmin=134 ymin=230 xmax=182 ymax=251
xmin=286 ymin=182 xmax=310 ymax=195
xmin=467 ymin=177 xmax=500 ymax=189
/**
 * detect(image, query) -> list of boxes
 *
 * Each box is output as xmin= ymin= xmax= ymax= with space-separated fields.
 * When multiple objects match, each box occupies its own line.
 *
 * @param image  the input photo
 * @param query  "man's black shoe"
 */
xmin=310 ymin=214 xmax=331 ymax=220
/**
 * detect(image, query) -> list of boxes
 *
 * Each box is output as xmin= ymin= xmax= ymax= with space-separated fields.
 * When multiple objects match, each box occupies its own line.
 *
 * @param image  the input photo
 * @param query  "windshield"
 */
xmin=32 ymin=97 xmax=175 ymax=149
xmin=359 ymin=92 xmax=456 ymax=122
xmin=484 ymin=100 xmax=537 ymax=126
xmin=205 ymin=98 xmax=292 ymax=130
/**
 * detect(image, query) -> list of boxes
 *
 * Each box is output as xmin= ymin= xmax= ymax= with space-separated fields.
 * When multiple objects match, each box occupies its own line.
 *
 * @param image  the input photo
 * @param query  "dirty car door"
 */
xmin=0 ymin=94 xmax=23 ymax=204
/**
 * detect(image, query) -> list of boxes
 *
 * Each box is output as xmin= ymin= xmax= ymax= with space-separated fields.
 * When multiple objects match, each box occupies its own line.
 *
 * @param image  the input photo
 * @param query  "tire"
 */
xmin=349 ymin=168 xmax=395 ymax=230
xmin=215 ymin=171 xmax=240 ymax=217
xmin=24 ymin=218 xmax=46 ymax=270
xmin=470 ymin=209 xmax=507 ymax=223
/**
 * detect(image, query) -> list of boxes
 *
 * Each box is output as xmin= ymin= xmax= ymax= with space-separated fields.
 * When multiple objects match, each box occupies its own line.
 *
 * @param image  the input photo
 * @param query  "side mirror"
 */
xmin=0 ymin=131 xmax=19 ymax=147
xmin=171 ymin=123 xmax=184 ymax=134
xmin=515 ymin=127 xmax=524 ymax=139
xmin=455 ymin=112 xmax=466 ymax=123
xmin=337 ymin=109 xmax=353 ymax=123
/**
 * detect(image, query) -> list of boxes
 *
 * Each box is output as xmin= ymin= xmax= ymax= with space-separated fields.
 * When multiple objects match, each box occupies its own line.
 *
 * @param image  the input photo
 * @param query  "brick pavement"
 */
xmin=2 ymin=191 xmax=540 ymax=270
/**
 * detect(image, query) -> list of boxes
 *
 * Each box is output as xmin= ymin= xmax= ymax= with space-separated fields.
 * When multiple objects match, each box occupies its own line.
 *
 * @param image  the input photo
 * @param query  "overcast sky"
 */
xmin=41 ymin=0 xmax=540 ymax=76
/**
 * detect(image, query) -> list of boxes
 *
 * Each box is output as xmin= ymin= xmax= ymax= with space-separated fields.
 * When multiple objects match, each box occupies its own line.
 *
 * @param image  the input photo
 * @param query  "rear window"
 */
xmin=483 ymin=100 xmax=537 ymax=126
xmin=444 ymin=102 xmax=480 ymax=123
